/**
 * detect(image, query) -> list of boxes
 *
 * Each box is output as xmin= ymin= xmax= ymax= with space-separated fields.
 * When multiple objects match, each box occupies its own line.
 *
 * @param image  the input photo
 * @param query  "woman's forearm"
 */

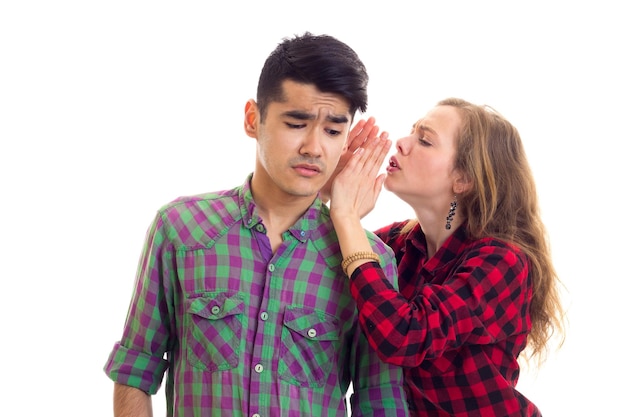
xmin=332 ymin=211 xmax=379 ymax=276
xmin=329 ymin=136 xmax=392 ymax=276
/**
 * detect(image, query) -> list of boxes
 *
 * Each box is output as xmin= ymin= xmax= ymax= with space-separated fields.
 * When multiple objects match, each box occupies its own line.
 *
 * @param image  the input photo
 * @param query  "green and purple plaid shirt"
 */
xmin=104 ymin=174 xmax=408 ymax=417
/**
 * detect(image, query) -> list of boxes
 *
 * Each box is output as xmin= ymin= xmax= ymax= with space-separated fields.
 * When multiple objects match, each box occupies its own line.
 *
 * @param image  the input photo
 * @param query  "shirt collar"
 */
xmin=409 ymin=222 xmax=470 ymax=272
xmin=238 ymin=173 xmax=322 ymax=243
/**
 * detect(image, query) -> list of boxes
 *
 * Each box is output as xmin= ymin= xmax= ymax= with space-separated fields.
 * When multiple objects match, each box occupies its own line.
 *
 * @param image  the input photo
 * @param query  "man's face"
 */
xmin=247 ymin=80 xmax=352 ymax=200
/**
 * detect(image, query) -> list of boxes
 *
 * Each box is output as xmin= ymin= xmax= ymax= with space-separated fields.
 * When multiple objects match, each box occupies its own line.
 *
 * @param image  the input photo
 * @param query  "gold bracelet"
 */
xmin=341 ymin=251 xmax=381 ymax=275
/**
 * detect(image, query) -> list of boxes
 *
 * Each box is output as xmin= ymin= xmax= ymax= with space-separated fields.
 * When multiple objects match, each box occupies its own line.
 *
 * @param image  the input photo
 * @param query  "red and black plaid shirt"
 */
xmin=350 ymin=221 xmax=540 ymax=416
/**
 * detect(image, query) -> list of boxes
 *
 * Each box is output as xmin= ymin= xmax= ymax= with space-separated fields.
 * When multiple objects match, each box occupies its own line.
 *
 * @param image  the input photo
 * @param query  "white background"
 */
xmin=1 ymin=1 xmax=624 ymax=416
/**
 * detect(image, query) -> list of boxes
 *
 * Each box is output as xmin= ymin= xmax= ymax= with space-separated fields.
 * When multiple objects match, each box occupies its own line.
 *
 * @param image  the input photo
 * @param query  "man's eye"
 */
xmin=326 ymin=129 xmax=341 ymax=136
xmin=286 ymin=122 xmax=305 ymax=129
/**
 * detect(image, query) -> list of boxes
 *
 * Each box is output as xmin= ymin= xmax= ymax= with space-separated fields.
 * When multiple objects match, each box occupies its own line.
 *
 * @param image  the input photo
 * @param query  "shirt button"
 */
xmin=268 ymin=264 xmax=275 ymax=272
xmin=252 ymin=414 xmax=260 ymax=417
xmin=211 ymin=306 xmax=220 ymax=315
xmin=260 ymin=312 xmax=268 ymax=321
xmin=307 ymin=328 xmax=317 ymax=338
xmin=300 ymin=230 xmax=305 ymax=237
xmin=254 ymin=364 xmax=264 ymax=373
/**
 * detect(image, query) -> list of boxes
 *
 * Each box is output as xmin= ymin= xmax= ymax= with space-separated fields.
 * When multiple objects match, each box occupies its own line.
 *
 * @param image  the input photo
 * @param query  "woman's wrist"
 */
xmin=341 ymin=251 xmax=381 ymax=275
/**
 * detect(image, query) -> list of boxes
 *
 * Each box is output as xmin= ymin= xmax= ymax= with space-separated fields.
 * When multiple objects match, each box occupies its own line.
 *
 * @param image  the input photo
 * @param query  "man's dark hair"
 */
xmin=256 ymin=32 xmax=368 ymax=122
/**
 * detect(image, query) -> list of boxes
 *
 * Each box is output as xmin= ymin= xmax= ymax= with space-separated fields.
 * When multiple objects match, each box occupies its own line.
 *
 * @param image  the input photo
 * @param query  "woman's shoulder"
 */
xmin=374 ymin=220 xmax=416 ymax=244
xmin=463 ymin=234 xmax=528 ymax=267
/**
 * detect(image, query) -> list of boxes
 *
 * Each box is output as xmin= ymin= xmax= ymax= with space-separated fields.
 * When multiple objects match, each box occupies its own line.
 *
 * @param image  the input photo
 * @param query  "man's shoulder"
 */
xmin=159 ymin=187 xmax=240 ymax=216
xmin=364 ymin=229 xmax=394 ymax=256
xmin=153 ymin=186 xmax=243 ymax=249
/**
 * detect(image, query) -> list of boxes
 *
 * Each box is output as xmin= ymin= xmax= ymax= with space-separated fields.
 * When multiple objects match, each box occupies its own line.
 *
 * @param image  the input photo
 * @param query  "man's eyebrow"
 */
xmin=282 ymin=110 xmax=349 ymax=124
xmin=326 ymin=114 xmax=349 ymax=124
xmin=282 ymin=110 xmax=315 ymax=121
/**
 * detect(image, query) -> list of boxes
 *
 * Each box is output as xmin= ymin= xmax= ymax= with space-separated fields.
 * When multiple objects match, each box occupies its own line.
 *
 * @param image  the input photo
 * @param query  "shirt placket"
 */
xmin=247 ymin=223 xmax=283 ymax=417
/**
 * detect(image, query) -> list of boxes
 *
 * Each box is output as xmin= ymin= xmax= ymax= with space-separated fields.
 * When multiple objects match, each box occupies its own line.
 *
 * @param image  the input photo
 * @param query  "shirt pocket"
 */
xmin=185 ymin=292 xmax=245 ymax=372
xmin=278 ymin=306 xmax=341 ymax=388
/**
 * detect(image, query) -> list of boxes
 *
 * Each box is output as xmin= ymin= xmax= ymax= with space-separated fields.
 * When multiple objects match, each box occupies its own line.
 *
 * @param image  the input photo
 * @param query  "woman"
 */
xmin=329 ymin=98 xmax=565 ymax=416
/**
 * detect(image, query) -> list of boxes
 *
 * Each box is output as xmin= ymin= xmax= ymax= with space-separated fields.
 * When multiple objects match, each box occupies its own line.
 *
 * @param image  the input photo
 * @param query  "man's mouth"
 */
xmin=293 ymin=164 xmax=321 ymax=177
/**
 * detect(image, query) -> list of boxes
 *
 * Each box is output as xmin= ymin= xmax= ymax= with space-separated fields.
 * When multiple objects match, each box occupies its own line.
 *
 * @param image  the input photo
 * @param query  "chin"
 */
xmin=286 ymin=185 xmax=318 ymax=198
xmin=383 ymin=177 xmax=395 ymax=191
xmin=294 ymin=179 xmax=324 ymax=196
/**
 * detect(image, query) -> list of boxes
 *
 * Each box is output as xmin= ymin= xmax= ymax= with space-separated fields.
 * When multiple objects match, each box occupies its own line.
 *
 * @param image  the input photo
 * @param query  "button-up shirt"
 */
xmin=350 ymin=221 xmax=539 ymax=416
xmin=104 ymin=175 xmax=408 ymax=417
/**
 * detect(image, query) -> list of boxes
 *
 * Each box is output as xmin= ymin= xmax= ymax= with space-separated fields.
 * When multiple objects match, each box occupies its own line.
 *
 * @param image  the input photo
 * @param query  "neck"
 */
xmin=414 ymin=209 xmax=465 ymax=259
xmin=250 ymin=177 xmax=317 ymax=235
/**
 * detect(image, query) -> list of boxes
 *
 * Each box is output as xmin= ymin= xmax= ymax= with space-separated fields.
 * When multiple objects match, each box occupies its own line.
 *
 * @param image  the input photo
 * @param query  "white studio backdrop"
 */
xmin=1 ymin=1 xmax=624 ymax=415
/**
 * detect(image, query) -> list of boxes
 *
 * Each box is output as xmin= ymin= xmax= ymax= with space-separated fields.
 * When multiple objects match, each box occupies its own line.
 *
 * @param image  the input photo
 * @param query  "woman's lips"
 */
xmin=387 ymin=156 xmax=400 ymax=172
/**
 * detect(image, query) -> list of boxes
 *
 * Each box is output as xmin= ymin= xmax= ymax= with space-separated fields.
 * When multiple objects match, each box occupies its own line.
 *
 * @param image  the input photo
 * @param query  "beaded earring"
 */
xmin=445 ymin=195 xmax=457 ymax=230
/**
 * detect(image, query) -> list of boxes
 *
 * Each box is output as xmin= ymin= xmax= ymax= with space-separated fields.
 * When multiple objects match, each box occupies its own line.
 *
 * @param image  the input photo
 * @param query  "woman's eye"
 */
xmin=418 ymin=137 xmax=431 ymax=146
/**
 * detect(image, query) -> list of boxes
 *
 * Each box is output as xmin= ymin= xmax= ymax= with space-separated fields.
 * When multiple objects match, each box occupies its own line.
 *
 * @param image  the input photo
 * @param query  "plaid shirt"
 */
xmin=350 ymin=221 xmax=539 ymax=417
xmin=104 ymin=175 xmax=408 ymax=417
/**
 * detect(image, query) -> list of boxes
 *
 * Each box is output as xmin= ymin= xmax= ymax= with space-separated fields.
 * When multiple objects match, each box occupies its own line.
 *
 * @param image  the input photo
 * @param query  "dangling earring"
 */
xmin=445 ymin=195 xmax=457 ymax=230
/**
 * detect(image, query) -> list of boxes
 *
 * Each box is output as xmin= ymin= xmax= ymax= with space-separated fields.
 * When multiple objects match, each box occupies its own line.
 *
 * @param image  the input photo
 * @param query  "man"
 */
xmin=104 ymin=32 xmax=408 ymax=417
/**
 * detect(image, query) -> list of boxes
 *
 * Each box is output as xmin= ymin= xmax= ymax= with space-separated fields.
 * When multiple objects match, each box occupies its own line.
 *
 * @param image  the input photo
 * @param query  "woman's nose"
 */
xmin=396 ymin=136 xmax=411 ymax=155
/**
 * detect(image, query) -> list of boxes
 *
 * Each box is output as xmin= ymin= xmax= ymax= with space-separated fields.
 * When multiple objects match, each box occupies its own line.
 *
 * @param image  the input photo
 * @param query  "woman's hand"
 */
xmin=320 ymin=117 xmax=381 ymax=203
xmin=329 ymin=132 xmax=392 ymax=221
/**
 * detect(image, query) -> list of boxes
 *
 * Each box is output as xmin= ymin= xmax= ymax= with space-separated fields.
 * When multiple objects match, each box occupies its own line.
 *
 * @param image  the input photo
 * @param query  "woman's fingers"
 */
xmin=347 ymin=117 xmax=379 ymax=153
xmin=331 ymin=136 xmax=391 ymax=218
xmin=345 ymin=136 xmax=392 ymax=179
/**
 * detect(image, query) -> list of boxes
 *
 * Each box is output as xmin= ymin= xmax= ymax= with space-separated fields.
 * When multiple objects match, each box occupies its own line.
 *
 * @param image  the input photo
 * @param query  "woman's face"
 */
xmin=385 ymin=105 xmax=463 ymax=207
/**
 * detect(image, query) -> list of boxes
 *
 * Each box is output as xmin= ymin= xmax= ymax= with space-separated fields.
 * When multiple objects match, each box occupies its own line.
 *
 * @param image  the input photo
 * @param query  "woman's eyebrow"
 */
xmin=418 ymin=124 xmax=437 ymax=136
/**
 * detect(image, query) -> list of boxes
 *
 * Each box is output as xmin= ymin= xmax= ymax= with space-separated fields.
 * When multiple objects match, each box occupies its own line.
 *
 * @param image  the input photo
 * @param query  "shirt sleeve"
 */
xmin=349 ymin=235 xmax=410 ymax=416
xmin=349 ymin=242 xmax=531 ymax=368
xmin=103 ymin=211 xmax=174 ymax=394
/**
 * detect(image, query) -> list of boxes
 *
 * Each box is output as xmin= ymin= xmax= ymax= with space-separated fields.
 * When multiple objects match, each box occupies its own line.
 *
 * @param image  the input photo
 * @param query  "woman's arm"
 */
xmin=348 ymin=243 xmax=531 ymax=368
xmin=329 ymin=135 xmax=392 ymax=275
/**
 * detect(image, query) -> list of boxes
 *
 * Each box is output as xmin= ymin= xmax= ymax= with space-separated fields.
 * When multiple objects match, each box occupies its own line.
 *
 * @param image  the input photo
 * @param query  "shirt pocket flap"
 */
xmin=283 ymin=306 xmax=340 ymax=341
xmin=188 ymin=293 xmax=245 ymax=320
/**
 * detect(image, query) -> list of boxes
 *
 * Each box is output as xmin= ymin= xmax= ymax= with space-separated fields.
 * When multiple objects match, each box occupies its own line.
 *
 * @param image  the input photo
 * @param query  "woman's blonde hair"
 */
xmin=406 ymin=98 xmax=566 ymax=366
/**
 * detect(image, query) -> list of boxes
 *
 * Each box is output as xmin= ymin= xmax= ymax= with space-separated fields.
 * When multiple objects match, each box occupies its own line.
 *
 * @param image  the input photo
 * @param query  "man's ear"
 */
xmin=244 ymin=99 xmax=259 ymax=138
